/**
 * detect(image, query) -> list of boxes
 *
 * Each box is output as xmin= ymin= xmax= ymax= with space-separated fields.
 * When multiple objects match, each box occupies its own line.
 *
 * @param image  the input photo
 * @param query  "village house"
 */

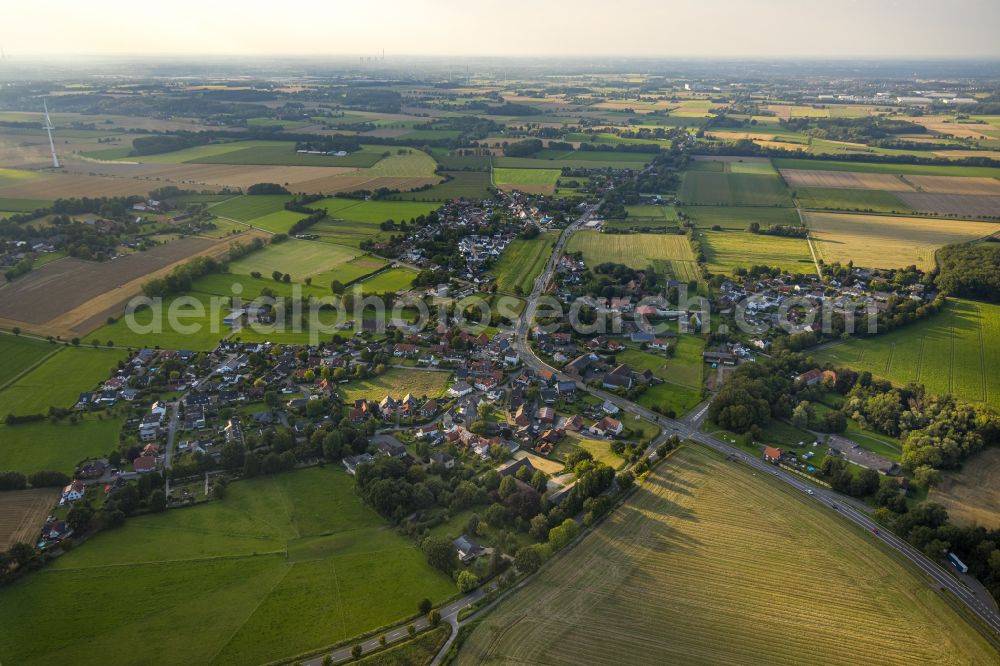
xmin=589 ymin=416 xmax=623 ymax=438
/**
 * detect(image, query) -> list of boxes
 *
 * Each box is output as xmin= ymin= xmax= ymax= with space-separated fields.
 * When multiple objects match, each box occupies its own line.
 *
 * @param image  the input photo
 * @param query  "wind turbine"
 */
xmin=42 ymin=99 xmax=60 ymax=169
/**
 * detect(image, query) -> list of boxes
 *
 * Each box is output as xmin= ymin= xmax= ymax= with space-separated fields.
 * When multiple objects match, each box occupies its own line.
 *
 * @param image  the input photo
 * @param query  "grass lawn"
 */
xmin=92 ymin=292 xmax=232 ymax=351
xmin=0 ymin=335 xmax=59 ymax=387
xmin=0 ymin=414 xmax=123 ymax=474
xmin=0 ymin=467 xmax=455 ymax=666
xmin=340 ymin=368 xmax=451 ymax=402
xmin=604 ymin=205 xmax=680 ymax=230
xmin=0 ymin=346 xmax=127 ymax=416
xmin=493 ymin=168 xmax=561 ymax=195
xmin=454 ymin=445 xmax=998 ymax=665
xmin=698 ymin=229 xmax=815 ymax=275
xmin=554 ymin=434 xmax=626 ymax=469
xmin=491 ymin=233 xmax=556 ymax=294
xmin=803 ymin=211 xmax=1000 ymax=271
xmin=618 ymin=338 xmax=705 ymax=417
xmin=566 ymin=231 xmax=697 ymax=274
xmin=813 ymin=299 xmax=1000 ymax=411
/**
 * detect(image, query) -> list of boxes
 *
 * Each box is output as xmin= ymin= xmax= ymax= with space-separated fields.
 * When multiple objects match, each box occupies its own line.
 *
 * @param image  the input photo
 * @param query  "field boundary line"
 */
xmin=975 ymin=302 xmax=987 ymax=403
xmin=915 ymin=337 xmax=925 ymax=383
xmin=206 ymin=561 xmax=295 ymax=665
xmin=0 ymin=345 xmax=63 ymax=393
xmin=949 ymin=321 xmax=956 ymax=395
xmin=884 ymin=342 xmax=894 ymax=375
xmin=795 ymin=202 xmax=823 ymax=280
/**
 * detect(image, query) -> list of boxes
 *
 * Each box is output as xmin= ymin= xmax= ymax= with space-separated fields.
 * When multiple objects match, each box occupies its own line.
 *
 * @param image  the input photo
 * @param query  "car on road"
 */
xmin=807 ymin=489 xmax=814 ymax=495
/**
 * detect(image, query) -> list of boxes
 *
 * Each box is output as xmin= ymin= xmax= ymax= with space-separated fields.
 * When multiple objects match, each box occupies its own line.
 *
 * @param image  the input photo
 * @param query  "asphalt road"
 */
xmin=513 ymin=205 xmax=1000 ymax=639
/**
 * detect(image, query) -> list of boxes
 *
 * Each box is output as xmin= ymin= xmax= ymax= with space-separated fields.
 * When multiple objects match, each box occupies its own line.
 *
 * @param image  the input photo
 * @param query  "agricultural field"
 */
xmin=896 ymin=193 xmax=1000 ymax=218
xmin=0 ymin=335 xmax=59 ymax=387
xmin=679 ymin=205 xmax=800 ymax=230
xmin=312 ymin=198 xmax=440 ymax=225
xmin=0 ymin=415 xmax=123 ymax=475
xmin=566 ymin=231 xmax=698 ymax=275
xmin=0 ymin=346 xmax=127 ymax=417
xmin=391 ymin=170 xmax=494 ymax=201
xmin=495 ymin=152 xmax=653 ymax=170
xmin=689 ymin=156 xmax=778 ymax=175
xmin=795 ymin=187 xmax=913 ymax=213
xmin=604 ymin=204 xmax=679 ymax=230
xmin=227 ymin=239 xmax=360 ymax=281
xmin=493 ymin=168 xmax=561 ymax=195
xmin=0 ymin=467 xmax=455 ymax=666
xmin=339 ymin=368 xmax=450 ymax=403
xmin=680 ymin=171 xmax=792 ymax=207
xmin=454 ymin=446 xmax=997 ymax=666
xmin=354 ymin=267 xmax=418 ymax=294
xmin=773 ymin=158 xmax=1000 ymax=179
xmin=491 ymin=233 xmax=556 ymax=294
xmin=699 ymin=229 xmax=815 ymax=275
xmin=930 ymin=447 xmax=1000 ymax=530
xmin=803 ymin=212 xmax=1000 ymax=270
xmin=0 ymin=488 xmax=59 ymax=550
xmin=208 ymin=194 xmax=292 ymax=223
xmin=0 ymin=235 xmax=253 ymax=338
xmin=813 ymin=299 xmax=1000 ymax=412
xmin=89 ymin=291 xmax=232 ymax=351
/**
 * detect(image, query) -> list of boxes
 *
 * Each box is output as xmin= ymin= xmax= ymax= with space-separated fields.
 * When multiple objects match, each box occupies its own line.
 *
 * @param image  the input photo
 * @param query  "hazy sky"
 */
xmin=4 ymin=0 xmax=999 ymax=59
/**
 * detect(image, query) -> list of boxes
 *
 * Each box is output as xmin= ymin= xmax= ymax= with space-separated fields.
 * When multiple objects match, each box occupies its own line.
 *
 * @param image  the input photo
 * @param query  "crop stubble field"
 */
xmin=0 ymin=488 xmax=59 ymax=550
xmin=455 ymin=446 xmax=997 ymax=665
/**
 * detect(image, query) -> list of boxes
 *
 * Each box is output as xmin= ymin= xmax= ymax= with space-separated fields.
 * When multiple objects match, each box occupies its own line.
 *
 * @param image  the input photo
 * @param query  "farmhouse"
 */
xmin=61 ymin=480 xmax=85 ymax=503
xmin=454 ymin=535 xmax=484 ymax=563
xmin=763 ymin=447 xmax=783 ymax=464
xmin=590 ymin=416 xmax=623 ymax=437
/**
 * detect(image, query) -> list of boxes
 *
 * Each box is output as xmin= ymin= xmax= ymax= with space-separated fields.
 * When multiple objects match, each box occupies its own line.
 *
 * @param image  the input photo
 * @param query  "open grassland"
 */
xmin=796 ymin=187 xmax=913 ymax=213
xmin=491 ymin=233 xmax=556 ymax=293
xmin=689 ymin=157 xmax=777 ymax=175
xmin=0 ymin=488 xmax=58 ymax=550
xmin=700 ymin=229 xmax=814 ymax=275
xmin=566 ymin=231 xmax=697 ymax=273
xmin=930 ymin=447 xmax=1000 ymax=530
xmin=0 ymin=415 xmax=123 ymax=475
xmin=680 ymin=172 xmax=792 ymax=207
xmin=0 ymin=335 xmax=59 ymax=386
xmin=804 ymin=212 xmax=1000 ymax=270
xmin=679 ymin=205 xmax=800 ymax=229
xmin=774 ymin=158 xmax=1000 ymax=179
xmin=90 ymin=291 xmax=232 ymax=351
xmin=0 ymin=346 xmax=127 ymax=416
xmin=455 ymin=446 xmax=997 ymax=666
xmin=813 ymin=299 xmax=1000 ymax=412
xmin=340 ymin=368 xmax=450 ymax=403
xmin=493 ymin=168 xmax=561 ymax=195
xmin=0 ymin=467 xmax=455 ymax=666
xmin=312 ymin=198 xmax=440 ymax=225
xmin=228 ymin=239 xmax=359 ymax=280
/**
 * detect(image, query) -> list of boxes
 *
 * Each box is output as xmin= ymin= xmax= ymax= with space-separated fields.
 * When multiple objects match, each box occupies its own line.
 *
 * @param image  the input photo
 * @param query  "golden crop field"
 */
xmin=804 ymin=211 xmax=1000 ymax=270
xmin=566 ymin=230 xmax=696 ymax=271
xmin=0 ymin=488 xmax=58 ymax=550
xmin=930 ymin=447 xmax=1000 ymax=530
xmin=455 ymin=446 xmax=997 ymax=666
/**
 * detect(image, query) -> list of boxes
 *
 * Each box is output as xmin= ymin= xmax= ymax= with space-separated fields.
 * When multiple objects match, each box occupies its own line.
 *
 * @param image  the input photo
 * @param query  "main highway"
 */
xmin=513 ymin=205 xmax=1000 ymax=639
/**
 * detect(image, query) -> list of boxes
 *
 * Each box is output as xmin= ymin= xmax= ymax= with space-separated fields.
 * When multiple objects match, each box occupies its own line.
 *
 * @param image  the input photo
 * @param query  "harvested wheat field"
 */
xmin=62 ymin=162 xmax=359 ymax=190
xmin=455 ymin=446 xmax=996 ymax=666
xmin=0 ymin=488 xmax=58 ymax=550
xmin=804 ymin=212 xmax=1000 ymax=270
xmin=0 ymin=172 xmax=158 ymax=199
xmin=896 ymin=193 xmax=1000 ymax=218
xmin=781 ymin=169 xmax=914 ymax=191
xmin=901 ymin=175 xmax=1000 ymax=196
xmin=930 ymin=448 xmax=1000 ymax=530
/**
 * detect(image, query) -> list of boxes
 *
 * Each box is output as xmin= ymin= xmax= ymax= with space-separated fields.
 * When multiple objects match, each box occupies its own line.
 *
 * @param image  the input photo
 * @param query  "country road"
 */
xmin=512 ymin=204 xmax=1000 ymax=640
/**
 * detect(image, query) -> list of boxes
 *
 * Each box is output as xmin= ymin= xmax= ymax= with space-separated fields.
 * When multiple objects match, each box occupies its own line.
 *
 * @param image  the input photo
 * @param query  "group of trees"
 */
xmin=0 ymin=470 xmax=70 ymax=491
xmin=935 ymin=242 xmax=1000 ymax=302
